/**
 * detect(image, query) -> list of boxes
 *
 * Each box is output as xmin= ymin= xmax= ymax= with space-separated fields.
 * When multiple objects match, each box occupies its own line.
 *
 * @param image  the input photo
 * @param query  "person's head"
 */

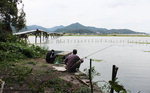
xmin=51 ymin=49 xmax=54 ymax=54
xmin=51 ymin=49 xmax=54 ymax=52
xmin=73 ymin=49 xmax=77 ymax=54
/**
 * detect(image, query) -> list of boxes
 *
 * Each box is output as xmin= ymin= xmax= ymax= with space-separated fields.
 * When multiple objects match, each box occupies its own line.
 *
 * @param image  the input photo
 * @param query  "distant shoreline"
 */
xmin=63 ymin=34 xmax=150 ymax=37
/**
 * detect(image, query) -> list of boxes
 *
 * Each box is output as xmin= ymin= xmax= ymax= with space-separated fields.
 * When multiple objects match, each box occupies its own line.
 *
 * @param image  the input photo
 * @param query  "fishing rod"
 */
xmin=76 ymin=45 xmax=114 ymax=63
xmin=72 ymin=45 xmax=113 ymax=67
xmin=83 ymin=45 xmax=113 ymax=59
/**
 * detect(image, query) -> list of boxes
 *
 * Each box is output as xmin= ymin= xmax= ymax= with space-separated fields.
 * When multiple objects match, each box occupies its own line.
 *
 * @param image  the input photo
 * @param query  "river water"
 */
xmin=29 ymin=36 xmax=150 ymax=93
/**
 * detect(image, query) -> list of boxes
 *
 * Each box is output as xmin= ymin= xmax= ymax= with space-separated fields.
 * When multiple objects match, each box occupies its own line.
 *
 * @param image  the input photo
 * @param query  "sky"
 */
xmin=23 ymin=0 xmax=150 ymax=33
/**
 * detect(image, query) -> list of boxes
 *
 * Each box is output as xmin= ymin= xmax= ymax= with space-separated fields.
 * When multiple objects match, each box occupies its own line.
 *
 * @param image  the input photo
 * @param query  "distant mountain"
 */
xmin=47 ymin=25 xmax=64 ymax=31
xmin=108 ymin=29 xmax=138 ymax=34
xmin=20 ymin=25 xmax=64 ymax=32
xmin=55 ymin=23 xmax=94 ymax=33
xmin=20 ymin=23 xmax=145 ymax=34
xmin=55 ymin=23 xmax=144 ymax=34
xmin=20 ymin=25 xmax=49 ymax=32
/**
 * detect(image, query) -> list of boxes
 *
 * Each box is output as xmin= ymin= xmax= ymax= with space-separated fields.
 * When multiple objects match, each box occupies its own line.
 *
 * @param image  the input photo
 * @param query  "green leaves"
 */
xmin=0 ymin=35 xmax=47 ymax=61
xmin=83 ymin=66 xmax=100 ymax=79
xmin=109 ymin=78 xmax=127 ymax=93
xmin=0 ymin=0 xmax=26 ymax=33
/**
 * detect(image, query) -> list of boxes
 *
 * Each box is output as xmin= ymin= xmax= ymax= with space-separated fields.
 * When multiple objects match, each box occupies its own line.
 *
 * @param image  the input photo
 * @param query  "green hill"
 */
xmin=55 ymin=23 xmax=144 ymax=34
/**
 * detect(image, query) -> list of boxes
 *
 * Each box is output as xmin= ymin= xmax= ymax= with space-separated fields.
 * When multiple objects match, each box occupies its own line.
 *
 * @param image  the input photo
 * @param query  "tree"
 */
xmin=0 ymin=0 xmax=26 ymax=34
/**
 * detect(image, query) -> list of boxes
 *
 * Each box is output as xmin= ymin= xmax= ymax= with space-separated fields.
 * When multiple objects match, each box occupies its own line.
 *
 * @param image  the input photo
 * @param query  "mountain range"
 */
xmin=20 ymin=23 xmax=145 ymax=34
xmin=20 ymin=25 xmax=64 ymax=32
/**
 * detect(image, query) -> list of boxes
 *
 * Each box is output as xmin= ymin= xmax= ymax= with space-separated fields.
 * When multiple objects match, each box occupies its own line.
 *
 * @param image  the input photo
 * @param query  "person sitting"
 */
xmin=64 ymin=49 xmax=83 ymax=73
xmin=46 ymin=49 xmax=56 ymax=63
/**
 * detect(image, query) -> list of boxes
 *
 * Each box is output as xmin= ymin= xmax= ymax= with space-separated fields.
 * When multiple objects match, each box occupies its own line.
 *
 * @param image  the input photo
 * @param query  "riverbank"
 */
xmin=0 ymin=57 xmax=101 ymax=93
xmin=0 ymin=35 xmax=101 ymax=93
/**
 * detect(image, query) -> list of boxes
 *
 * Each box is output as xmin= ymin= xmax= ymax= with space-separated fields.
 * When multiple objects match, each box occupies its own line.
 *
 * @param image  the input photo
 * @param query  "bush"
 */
xmin=0 ymin=34 xmax=47 ymax=61
xmin=0 ymin=50 xmax=25 ymax=61
xmin=0 ymin=33 xmax=20 ymax=43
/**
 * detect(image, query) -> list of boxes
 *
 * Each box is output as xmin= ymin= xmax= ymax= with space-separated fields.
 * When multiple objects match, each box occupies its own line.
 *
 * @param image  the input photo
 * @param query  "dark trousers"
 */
xmin=68 ymin=62 xmax=81 ymax=73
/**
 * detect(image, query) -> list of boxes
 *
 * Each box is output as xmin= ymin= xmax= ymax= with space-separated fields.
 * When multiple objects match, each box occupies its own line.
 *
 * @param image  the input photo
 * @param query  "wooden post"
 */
xmin=40 ymin=32 xmax=41 ymax=43
xmin=110 ymin=65 xmax=118 ymax=93
xmin=89 ymin=59 xmax=93 ymax=93
xmin=43 ymin=32 xmax=44 ymax=41
xmin=35 ymin=35 xmax=37 ymax=43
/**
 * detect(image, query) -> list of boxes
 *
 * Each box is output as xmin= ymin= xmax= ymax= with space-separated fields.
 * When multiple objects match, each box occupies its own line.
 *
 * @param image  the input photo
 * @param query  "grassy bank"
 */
xmin=0 ymin=35 xmax=90 ymax=93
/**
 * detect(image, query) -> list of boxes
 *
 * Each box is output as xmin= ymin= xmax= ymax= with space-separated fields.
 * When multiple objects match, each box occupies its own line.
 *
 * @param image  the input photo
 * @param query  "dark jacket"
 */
xmin=64 ymin=54 xmax=80 ymax=72
xmin=46 ymin=51 xmax=56 ymax=63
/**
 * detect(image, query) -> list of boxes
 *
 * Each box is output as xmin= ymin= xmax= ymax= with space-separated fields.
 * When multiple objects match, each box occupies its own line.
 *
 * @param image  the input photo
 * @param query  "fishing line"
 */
xmin=83 ymin=45 xmax=113 ymax=59
xmin=75 ymin=45 xmax=113 ymax=64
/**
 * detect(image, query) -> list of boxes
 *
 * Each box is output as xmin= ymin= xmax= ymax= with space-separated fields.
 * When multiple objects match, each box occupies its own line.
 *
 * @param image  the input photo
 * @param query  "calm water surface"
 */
xmin=29 ymin=36 xmax=150 ymax=93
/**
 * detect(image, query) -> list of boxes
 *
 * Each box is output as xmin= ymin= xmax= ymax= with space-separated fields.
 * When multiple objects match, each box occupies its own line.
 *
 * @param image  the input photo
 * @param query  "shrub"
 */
xmin=0 ymin=35 xmax=47 ymax=61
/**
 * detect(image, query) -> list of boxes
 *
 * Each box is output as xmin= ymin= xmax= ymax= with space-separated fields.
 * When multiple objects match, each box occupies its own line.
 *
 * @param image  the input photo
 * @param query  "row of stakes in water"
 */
xmin=48 ymin=39 xmax=150 ymax=45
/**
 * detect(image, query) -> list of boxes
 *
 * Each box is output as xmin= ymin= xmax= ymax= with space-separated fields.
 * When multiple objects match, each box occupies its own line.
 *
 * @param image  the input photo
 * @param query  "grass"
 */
xmin=1 ymin=58 xmax=90 ymax=93
xmin=0 ymin=34 xmax=91 ymax=93
xmin=74 ymin=86 xmax=90 ymax=93
xmin=40 ymin=78 xmax=72 ymax=92
xmin=1 ymin=57 xmax=89 ymax=92
xmin=27 ymin=61 xmax=37 ymax=65
xmin=41 ymin=64 xmax=48 ymax=67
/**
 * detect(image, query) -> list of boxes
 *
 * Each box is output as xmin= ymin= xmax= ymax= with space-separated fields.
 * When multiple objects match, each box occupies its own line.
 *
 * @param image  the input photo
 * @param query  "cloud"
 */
xmin=23 ymin=0 xmax=150 ymax=32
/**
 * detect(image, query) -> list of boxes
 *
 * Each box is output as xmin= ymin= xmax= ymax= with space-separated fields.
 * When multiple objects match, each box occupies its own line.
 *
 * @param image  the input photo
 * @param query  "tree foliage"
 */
xmin=0 ymin=0 xmax=26 ymax=33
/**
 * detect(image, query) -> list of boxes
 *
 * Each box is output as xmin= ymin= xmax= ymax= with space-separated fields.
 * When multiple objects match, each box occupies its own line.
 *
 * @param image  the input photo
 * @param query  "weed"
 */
xmin=74 ymin=86 xmax=90 ymax=93
xmin=3 ymin=65 xmax=32 ymax=85
xmin=109 ymin=78 xmax=127 ymax=93
xmin=39 ymin=78 xmax=73 ymax=92
xmin=27 ymin=61 xmax=37 ymax=65
xmin=41 ymin=64 xmax=48 ymax=67
xmin=83 ymin=66 xmax=100 ymax=79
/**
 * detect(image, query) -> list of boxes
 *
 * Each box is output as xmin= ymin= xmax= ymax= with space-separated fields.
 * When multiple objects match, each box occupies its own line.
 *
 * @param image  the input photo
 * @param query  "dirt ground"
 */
xmin=25 ymin=58 xmax=102 ymax=92
xmin=24 ymin=58 xmax=88 ymax=86
xmin=1 ymin=58 xmax=102 ymax=93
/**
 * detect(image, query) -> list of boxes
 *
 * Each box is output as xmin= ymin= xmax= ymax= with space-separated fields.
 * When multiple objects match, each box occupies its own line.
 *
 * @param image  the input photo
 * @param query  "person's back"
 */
xmin=65 ymin=54 xmax=80 ymax=72
xmin=64 ymin=49 xmax=83 ymax=72
xmin=46 ymin=50 xmax=56 ymax=63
